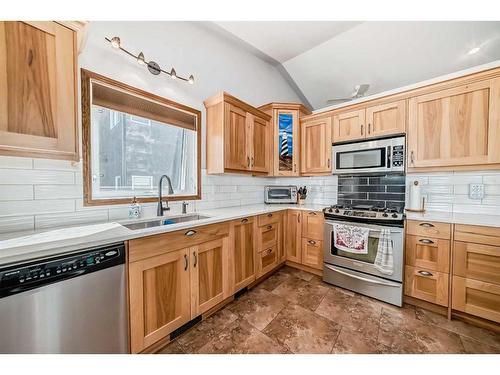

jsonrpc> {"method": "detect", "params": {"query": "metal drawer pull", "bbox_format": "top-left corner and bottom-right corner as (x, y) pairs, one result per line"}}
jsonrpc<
(193, 251), (197, 267)
(309, 211), (316, 215)
(241, 218), (248, 223)
(247, 157), (250, 167)
(418, 270), (433, 277)
(419, 239), (434, 244)
(410, 151), (415, 165)
(184, 254), (188, 271)
(267, 225), (273, 230)
(308, 240), (316, 245)
(267, 213), (273, 217)
(267, 248), (273, 254)
(419, 222), (435, 228)
(185, 230), (197, 237)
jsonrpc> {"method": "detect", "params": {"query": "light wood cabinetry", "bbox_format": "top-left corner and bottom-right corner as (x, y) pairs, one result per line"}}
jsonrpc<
(408, 79), (500, 170)
(301, 238), (323, 270)
(0, 21), (79, 160)
(332, 109), (365, 142)
(405, 235), (450, 273)
(205, 92), (271, 175)
(300, 117), (332, 175)
(258, 103), (311, 176)
(255, 212), (283, 278)
(452, 276), (500, 323)
(285, 210), (302, 263)
(128, 247), (191, 353)
(406, 220), (451, 240)
(302, 211), (324, 240)
(404, 265), (449, 307)
(365, 100), (406, 138)
(230, 217), (256, 292)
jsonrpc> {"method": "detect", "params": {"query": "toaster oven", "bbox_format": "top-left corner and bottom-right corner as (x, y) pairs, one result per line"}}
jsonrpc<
(264, 186), (298, 204)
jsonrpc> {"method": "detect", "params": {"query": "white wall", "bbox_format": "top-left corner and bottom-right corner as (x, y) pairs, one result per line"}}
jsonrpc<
(0, 21), (306, 235)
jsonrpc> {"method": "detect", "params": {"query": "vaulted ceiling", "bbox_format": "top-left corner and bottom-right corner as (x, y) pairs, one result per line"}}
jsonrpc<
(212, 21), (500, 110)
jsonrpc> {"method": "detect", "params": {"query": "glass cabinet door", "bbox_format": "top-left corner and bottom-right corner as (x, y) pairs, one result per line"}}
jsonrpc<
(276, 110), (299, 175)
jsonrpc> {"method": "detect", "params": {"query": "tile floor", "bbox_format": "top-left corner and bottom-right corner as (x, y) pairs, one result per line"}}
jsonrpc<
(158, 266), (500, 354)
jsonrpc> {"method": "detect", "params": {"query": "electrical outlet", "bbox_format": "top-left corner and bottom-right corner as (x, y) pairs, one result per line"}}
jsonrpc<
(469, 183), (485, 200)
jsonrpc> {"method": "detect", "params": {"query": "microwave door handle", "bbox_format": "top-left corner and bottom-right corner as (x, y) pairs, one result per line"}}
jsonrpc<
(325, 264), (400, 287)
(387, 145), (391, 169)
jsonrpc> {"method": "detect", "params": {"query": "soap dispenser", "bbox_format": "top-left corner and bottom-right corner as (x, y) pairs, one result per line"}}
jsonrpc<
(128, 196), (141, 219)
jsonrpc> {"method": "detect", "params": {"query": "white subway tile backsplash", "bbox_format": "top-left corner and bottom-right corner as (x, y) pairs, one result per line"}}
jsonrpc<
(0, 216), (35, 234)
(33, 159), (82, 171)
(0, 199), (75, 217)
(0, 169), (75, 185)
(483, 174), (500, 184)
(35, 210), (109, 229)
(34, 185), (83, 200)
(0, 185), (34, 201)
(0, 156), (33, 169)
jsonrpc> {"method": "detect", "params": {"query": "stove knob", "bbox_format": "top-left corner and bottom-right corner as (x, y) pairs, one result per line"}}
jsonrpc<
(382, 213), (388, 217)
(328, 208), (333, 213)
(334, 209), (340, 213)
(392, 213), (398, 218)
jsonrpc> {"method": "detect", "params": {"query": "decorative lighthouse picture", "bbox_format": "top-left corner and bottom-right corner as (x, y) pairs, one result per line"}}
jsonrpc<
(278, 113), (293, 171)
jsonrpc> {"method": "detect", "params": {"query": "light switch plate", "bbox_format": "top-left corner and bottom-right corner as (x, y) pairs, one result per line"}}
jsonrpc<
(469, 183), (485, 200)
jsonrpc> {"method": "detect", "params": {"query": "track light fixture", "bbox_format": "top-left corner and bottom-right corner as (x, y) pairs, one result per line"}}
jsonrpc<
(105, 36), (195, 84)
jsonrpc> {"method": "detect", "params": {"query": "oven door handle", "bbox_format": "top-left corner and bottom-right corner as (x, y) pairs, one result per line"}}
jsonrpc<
(325, 264), (400, 287)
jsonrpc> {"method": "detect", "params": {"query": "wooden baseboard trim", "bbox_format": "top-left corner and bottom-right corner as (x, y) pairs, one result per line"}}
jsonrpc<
(452, 311), (500, 334)
(285, 260), (323, 276)
(403, 295), (448, 316)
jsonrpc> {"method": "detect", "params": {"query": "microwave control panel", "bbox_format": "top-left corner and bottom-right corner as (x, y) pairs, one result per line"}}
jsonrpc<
(392, 145), (404, 167)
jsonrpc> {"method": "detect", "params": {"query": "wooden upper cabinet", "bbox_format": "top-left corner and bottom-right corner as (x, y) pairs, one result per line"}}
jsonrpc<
(365, 100), (405, 138)
(408, 79), (500, 169)
(332, 109), (365, 143)
(205, 92), (271, 175)
(0, 21), (78, 160)
(231, 217), (256, 292)
(300, 116), (332, 174)
(258, 103), (311, 176)
(128, 247), (191, 353)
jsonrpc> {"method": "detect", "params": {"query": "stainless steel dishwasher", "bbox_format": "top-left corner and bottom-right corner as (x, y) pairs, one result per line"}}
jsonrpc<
(0, 243), (128, 353)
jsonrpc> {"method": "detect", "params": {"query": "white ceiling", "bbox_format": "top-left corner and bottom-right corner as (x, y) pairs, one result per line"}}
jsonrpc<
(215, 21), (361, 63)
(213, 21), (500, 110)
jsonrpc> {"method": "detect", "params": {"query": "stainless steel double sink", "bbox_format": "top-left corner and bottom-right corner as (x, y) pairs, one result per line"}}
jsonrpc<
(123, 214), (210, 230)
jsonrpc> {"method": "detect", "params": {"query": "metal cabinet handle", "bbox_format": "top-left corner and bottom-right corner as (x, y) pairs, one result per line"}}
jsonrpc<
(184, 254), (188, 271)
(309, 211), (316, 215)
(418, 270), (433, 277)
(361, 124), (364, 135)
(267, 248), (273, 255)
(193, 251), (197, 267)
(419, 239), (434, 244)
(327, 158), (331, 168)
(251, 157), (254, 166)
(410, 151), (415, 165)
(308, 240), (316, 245)
(368, 123), (371, 134)
(267, 225), (273, 230)
(294, 163), (297, 172)
(419, 222), (435, 228)
(241, 218), (248, 223)
(185, 230), (197, 237)
(267, 213), (273, 217)
(247, 157), (250, 167)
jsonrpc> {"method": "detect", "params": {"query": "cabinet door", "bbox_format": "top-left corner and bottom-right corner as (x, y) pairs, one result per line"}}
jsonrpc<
(0, 21), (78, 160)
(405, 235), (450, 273)
(301, 211), (324, 240)
(332, 109), (365, 142)
(285, 210), (302, 263)
(300, 117), (332, 174)
(128, 248), (191, 353)
(404, 265), (449, 307)
(275, 109), (300, 176)
(256, 245), (278, 278)
(452, 276), (500, 323)
(301, 238), (323, 270)
(453, 241), (500, 284)
(258, 222), (280, 251)
(232, 217), (256, 292)
(408, 79), (500, 168)
(224, 103), (250, 171)
(365, 100), (405, 138)
(190, 237), (229, 317)
(249, 113), (270, 173)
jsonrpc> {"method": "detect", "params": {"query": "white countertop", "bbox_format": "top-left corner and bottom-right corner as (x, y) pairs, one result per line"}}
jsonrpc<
(405, 211), (500, 228)
(0, 204), (327, 266)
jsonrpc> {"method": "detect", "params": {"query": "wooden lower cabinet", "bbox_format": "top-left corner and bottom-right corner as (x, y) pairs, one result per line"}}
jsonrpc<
(301, 238), (323, 270)
(231, 217), (256, 292)
(404, 265), (449, 307)
(128, 248), (191, 353)
(190, 238), (230, 318)
(302, 211), (324, 240)
(453, 241), (500, 285)
(257, 245), (278, 278)
(452, 276), (500, 323)
(405, 235), (450, 273)
(285, 210), (302, 263)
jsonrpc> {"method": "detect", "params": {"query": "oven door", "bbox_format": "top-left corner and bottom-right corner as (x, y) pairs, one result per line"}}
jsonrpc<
(324, 219), (403, 282)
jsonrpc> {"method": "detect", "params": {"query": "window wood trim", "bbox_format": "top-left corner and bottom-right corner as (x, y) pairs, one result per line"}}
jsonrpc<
(81, 69), (202, 206)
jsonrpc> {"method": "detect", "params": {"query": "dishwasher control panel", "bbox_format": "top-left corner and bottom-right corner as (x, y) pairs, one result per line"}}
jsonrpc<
(0, 243), (125, 297)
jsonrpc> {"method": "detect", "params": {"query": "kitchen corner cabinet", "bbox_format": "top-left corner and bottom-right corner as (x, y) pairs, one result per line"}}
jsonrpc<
(258, 103), (311, 176)
(0, 21), (79, 160)
(204, 92), (271, 175)
(231, 217), (256, 292)
(300, 116), (332, 175)
(408, 78), (500, 170)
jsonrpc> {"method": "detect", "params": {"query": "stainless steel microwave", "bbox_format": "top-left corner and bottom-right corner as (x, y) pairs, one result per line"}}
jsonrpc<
(264, 185), (298, 204)
(332, 136), (405, 175)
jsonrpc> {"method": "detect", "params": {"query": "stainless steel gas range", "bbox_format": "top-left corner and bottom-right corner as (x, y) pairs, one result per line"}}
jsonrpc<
(322, 204), (404, 306)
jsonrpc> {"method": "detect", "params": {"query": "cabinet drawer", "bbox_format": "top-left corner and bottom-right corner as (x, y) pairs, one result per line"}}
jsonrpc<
(128, 222), (230, 262)
(454, 224), (500, 246)
(405, 235), (450, 272)
(257, 212), (281, 227)
(407, 220), (451, 240)
(404, 266), (449, 307)
(452, 276), (500, 323)
(301, 211), (324, 240)
(301, 238), (323, 270)
(257, 245), (278, 277)
(453, 241), (500, 284)
(258, 222), (280, 250)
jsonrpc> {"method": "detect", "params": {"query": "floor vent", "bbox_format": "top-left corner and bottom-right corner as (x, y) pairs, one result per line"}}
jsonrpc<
(234, 287), (248, 299)
(170, 315), (202, 340)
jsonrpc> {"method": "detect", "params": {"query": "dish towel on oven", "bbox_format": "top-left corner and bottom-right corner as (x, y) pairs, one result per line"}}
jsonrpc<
(374, 228), (394, 275)
(333, 223), (370, 254)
